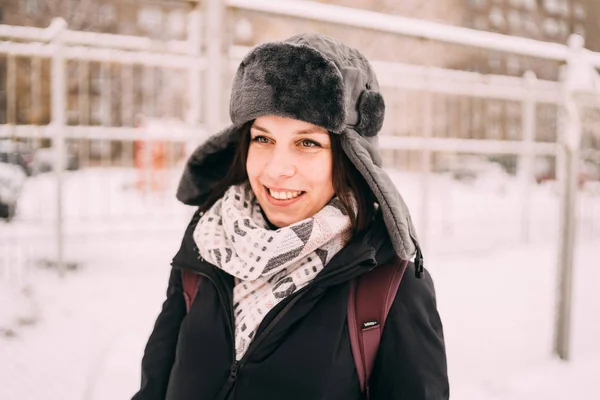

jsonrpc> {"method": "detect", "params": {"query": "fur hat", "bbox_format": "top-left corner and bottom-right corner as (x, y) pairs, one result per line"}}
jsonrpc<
(177, 33), (420, 263)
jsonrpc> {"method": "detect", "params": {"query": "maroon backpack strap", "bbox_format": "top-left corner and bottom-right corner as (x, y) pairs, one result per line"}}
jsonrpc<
(181, 270), (202, 312)
(348, 256), (409, 399)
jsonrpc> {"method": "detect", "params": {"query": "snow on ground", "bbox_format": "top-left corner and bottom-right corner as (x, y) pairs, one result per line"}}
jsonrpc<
(1, 167), (599, 399)
(432, 241), (600, 400)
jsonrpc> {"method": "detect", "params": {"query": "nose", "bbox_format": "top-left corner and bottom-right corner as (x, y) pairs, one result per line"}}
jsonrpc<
(265, 146), (296, 179)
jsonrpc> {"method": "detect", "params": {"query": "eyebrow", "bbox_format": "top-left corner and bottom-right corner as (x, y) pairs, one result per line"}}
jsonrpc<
(251, 124), (327, 135)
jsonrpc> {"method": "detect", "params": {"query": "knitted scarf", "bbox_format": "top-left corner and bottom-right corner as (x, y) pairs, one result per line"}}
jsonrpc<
(194, 183), (352, 360)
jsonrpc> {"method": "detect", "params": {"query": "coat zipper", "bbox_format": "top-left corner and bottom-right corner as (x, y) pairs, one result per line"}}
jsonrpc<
(173, 261), (240, 400)
(230, 248), (375, 369)
(173, 249), (376, 399)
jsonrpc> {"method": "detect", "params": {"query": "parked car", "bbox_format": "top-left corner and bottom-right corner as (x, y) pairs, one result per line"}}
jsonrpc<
(32, 146), (80, 174)
(0, 162), (26, 221)
(535, 157), (599, 188)
(0, 139), (35, 176)
(444, 155), (509, 183)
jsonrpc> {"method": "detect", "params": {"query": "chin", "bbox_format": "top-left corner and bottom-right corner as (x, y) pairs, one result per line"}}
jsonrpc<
(263, 213), (301, 228)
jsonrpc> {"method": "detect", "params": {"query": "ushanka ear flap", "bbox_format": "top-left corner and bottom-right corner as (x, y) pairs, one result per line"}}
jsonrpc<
(355, 89), (385, 138)
(176, 124), (242, 206)
(340, 128), (418, 260)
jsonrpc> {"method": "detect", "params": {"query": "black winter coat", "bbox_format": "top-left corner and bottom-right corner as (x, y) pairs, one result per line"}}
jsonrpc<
(132, 210), (449, 400)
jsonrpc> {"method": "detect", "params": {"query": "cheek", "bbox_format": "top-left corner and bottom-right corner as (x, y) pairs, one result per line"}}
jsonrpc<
(307, 156), (334, 192)
(245, 148), (262, 179)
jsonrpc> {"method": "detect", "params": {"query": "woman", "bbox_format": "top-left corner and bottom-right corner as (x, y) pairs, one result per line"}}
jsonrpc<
(132, 33), (448, 400)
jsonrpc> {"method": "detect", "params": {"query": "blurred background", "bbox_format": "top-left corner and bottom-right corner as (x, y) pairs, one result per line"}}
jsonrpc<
(1, 0), (599, 399)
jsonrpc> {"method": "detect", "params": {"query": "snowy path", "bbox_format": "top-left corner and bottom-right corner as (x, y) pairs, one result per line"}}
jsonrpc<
(0, 234), (179, 400)
(433, 241), (600, 399)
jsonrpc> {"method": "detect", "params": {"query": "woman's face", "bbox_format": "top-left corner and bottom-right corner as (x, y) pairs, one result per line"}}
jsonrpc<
(246, 115), (335, 228)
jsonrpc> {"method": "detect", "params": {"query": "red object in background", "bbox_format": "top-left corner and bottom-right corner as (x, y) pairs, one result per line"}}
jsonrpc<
(134, 139), (166, 192)
(133, 114), (167, 192)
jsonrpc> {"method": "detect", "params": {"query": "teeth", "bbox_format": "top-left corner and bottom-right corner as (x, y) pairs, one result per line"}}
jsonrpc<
(268, 189), (302, 200)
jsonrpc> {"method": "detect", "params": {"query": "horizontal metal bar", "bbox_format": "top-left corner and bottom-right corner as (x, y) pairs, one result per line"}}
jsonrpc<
(372, 62), (562, 103)
(0, 41), (53, 57)
(62, 126), (205, 141)
(372, 61), (560, 90)
(378, 135), (560, 156)
(64, 46), (203, 68)
(0, 24), (49, 41)
(0, 124), (42, 138)
(0, 124), (209, 142)
(0, 42), (202, 68)
(0, 22), (189, 55)
(64, 31), (189, 54)
(226, 0), (571, 62)
(379, 78), (561, 103)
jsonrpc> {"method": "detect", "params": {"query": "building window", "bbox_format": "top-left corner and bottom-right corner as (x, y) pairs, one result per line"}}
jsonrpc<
(509, 0), (522, 8)
(489, 7), (505, 28)
(167, 10), (186, 37)
(574, 23), (585, 38)
(507, 56), (520, 75)
(507, 10), (523, 30)
(557, 20), (569, 38)
(543, 18), (559, 36)
(90, 97), (101, 125)
(138, 6), (163, 32)
(523, 14), (538, 35)
(543, 0), (560, 14)
(25, 0), (43, 16)
(474, 16), (488, 30)
(98, 4), (117, 27)
(508, 103), (521, 119)
(544, 0), (570, 16)
(488, 123), (501, 139)
(468, 0), (488, 8)
(234, 17), (254, 43)
(558, 0), (570, 16)
(488, 53), (502, 72)
(574, 4), (586, 19)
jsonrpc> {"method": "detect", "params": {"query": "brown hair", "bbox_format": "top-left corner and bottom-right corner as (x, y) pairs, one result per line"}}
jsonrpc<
(199, 123), (376, 235)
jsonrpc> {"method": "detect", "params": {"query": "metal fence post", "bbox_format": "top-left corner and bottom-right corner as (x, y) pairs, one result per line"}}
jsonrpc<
(187, 3), (203, 137)
(203, 0), (225, 135)
(519, 71), (537, 244)
(420, 71), (433, 251)
(554, 34), (586, 361)
(49, 18), (68, 277)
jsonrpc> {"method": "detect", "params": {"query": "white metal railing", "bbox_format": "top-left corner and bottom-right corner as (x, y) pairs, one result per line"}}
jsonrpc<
(0, 124), (205, 142)
(1, 0), (599, 362)
(226, 0), (572, 62)
(0, 40), (201, 67)
(0, 19), (189, 53)
(0, 7), (206, 282)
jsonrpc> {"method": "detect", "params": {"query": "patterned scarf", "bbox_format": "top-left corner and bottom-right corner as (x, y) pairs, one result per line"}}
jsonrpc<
(194, 183), (352, 360)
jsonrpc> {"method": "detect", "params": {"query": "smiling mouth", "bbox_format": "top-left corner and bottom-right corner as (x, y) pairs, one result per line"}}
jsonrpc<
(265, 186), (305, 200)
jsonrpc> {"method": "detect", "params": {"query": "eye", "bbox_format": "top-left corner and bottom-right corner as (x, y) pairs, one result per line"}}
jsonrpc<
(251, 135), (270, 144)
(299, 139), (321, 148)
